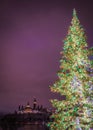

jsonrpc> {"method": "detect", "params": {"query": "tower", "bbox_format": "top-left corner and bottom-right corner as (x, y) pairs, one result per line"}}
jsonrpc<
(33, 98), (37, 110)
(23, 102), (32, 114)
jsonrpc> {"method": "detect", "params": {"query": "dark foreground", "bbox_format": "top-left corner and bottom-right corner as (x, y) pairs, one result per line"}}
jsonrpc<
(0, 113), (51, 130)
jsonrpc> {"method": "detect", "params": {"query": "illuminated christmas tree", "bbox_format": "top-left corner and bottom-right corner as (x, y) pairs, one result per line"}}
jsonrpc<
(49, 9), (93, 130)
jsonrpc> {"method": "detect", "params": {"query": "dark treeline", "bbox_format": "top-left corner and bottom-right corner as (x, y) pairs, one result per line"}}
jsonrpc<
(0, 113), (51, 130)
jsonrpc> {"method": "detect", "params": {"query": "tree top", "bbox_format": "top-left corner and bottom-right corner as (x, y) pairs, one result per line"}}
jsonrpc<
(73, 8), (77, 17)
(71, 8), (80, 26)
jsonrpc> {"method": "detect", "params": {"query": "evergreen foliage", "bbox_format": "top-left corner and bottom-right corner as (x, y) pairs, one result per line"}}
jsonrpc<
(49, 9), (93, 130)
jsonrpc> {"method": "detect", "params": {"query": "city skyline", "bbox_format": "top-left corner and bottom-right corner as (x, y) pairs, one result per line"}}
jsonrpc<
(0, 0), (93, 113)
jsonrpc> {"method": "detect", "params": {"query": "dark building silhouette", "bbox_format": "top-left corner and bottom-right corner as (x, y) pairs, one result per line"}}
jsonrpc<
(17, 98), (50, 114)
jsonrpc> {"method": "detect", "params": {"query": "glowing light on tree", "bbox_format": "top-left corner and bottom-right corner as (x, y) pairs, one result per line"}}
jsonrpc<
(48, 9), (93, 130)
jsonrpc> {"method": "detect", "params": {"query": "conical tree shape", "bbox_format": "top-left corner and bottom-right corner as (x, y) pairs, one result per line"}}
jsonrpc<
(49, 9), (93, 130)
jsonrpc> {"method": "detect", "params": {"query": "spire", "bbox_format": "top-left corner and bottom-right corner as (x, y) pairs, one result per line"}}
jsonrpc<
(33, 97), (37, 104)
(27, 102), (30, 105)
(33, 97), (37, 110)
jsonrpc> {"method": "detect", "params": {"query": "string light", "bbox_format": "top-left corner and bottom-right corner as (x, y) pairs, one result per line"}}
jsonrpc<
(48, 9), (93, 130)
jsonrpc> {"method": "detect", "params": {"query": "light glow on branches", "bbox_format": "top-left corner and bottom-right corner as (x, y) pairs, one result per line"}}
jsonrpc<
(48, 9), (93, 130)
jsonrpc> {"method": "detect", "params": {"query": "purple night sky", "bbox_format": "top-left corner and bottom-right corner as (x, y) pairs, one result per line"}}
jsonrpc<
(0, 0), (93, 113)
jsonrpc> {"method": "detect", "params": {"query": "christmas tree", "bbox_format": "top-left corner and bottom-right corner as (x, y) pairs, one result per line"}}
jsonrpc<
(49, 9), (93, 130)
